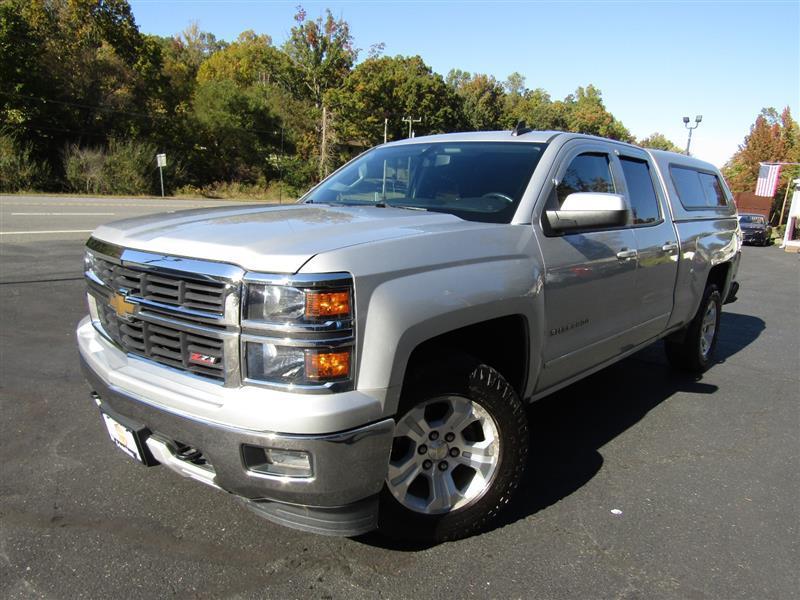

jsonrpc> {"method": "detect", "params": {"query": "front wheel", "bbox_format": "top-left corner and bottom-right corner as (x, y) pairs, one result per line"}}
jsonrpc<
(378, 356), (528, 543)
(665, 283), (722, 373)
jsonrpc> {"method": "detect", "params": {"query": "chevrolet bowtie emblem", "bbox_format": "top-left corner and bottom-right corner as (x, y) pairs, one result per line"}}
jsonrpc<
(109, 292), (136, 320)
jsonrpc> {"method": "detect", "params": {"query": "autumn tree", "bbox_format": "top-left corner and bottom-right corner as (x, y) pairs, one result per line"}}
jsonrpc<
(562, 85), (632, 141)
(638, 132), (682, 153)
(283, 7), (357, 107)
(447, 71), (506, 131)
(326, 55), (460, 150)
(723, 107), (800, 220)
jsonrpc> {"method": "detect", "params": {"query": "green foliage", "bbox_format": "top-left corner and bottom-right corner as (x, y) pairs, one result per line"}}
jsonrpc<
(198, 31), (286, 88)
(283, 6), (357, 107)
(563, 85), (633, 141)
(1, 0), (678, 196)
(448, 71), (506, 131)
(0, 132), (50, 191)
(638, 132), (682, 153)
(327, 55), (459, 148)
(62, 139), (156, 194)
(63, 145), (105, 194)
(191, 80), (280, 183)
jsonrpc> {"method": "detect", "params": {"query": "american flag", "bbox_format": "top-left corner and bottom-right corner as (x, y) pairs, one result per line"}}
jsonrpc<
(755, 163), (782, 197)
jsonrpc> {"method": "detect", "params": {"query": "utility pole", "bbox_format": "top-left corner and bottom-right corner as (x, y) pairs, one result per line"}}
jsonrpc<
(384, 117), (388, 144)
(683, 115), (702, 155)
(320, 106), (328, 179)
(402, 116), (421, 139)
(278, 127), (284, 204)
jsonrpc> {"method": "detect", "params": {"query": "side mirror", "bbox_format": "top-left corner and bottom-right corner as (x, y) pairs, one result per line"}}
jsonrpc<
(546, 193), (629, 233)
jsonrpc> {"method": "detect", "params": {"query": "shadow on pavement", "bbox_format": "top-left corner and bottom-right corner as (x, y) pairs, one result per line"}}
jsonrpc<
(361, 312), (765, 551)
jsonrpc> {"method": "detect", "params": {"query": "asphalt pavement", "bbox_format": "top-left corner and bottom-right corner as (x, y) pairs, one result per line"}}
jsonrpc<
(1, 195), (798, 599)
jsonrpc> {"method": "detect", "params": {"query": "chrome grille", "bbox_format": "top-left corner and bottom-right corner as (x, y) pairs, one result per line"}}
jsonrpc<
(94, 257), (227, 315)
(85, 239), (243, 385)
(97, 303), (225, 380)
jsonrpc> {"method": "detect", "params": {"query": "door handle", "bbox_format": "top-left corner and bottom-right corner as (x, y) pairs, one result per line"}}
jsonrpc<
(661, 242), (679, 253)
(616, 248), (638, 260)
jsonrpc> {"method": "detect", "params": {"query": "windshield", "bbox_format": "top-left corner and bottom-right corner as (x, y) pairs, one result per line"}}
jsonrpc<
(305, 142), (547, 223)
(739, 215), (765, 224)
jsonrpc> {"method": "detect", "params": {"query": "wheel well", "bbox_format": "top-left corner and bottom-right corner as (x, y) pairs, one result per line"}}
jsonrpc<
(403, 315), (529, 397)
(707, 262), (730, 292)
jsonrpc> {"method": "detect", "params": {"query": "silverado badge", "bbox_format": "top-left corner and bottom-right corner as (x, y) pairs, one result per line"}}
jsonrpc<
(109, 292), (136, 320)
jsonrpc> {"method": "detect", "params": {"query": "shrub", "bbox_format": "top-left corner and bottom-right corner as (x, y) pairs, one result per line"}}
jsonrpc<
(63, 145), (105, 194)
(102, 138), (157, 195)
(0, 132), (50, 192)
(62, 139), (158, 195)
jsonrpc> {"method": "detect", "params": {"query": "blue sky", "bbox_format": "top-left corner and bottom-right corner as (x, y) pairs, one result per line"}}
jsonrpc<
(129, 0), (800, 166)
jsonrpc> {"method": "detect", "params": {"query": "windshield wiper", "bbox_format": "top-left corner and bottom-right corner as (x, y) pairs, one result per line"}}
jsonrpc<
(386, 203), (428, 212)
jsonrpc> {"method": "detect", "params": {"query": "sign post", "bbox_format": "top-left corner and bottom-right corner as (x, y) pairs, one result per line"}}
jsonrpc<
(156, 153), (167, 197)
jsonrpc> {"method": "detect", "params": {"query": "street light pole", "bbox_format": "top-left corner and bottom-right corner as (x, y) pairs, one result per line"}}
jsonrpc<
(683, 115), (702, 155)
(402, 116), (421, 139)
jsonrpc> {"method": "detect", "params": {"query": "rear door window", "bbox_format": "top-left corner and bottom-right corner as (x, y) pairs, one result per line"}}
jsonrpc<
(620, 157), (661, 225)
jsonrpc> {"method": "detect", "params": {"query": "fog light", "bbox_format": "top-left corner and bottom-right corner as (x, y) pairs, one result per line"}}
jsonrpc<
(242, 444), (313, 478)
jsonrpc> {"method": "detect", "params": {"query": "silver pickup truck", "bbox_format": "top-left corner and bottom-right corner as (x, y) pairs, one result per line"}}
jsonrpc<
(78, 130), (741, 542)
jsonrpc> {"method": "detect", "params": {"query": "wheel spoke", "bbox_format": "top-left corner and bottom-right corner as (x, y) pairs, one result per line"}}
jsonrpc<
(457, 441), (498, 478)
(426, 471), (461, 513)
(387, 460), (422, 498)
(395, 405), (431, 442)
(445, 399), (476, 433)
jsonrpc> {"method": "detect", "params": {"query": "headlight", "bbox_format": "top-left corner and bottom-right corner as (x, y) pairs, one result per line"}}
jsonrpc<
(245, 284), (352, 323)
(244, 342), (351, 385)
(242, 275), (354, 389)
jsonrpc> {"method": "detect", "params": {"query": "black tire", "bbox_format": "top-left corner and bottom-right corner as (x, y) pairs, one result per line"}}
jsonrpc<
(665, 283), (722, 373)
(378, 354), (528, 543)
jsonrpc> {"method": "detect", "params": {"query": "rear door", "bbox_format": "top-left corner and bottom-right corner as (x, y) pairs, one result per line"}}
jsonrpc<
(534, 141), (640, 391)
(616, 151), (680, 342)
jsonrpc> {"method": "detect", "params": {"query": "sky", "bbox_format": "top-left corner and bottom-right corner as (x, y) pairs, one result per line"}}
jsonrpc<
(129, 0), (800, 167)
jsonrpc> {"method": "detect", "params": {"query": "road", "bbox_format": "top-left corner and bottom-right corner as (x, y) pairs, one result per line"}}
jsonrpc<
(0, 194), (252, 243)
(1, 195), (798, 599)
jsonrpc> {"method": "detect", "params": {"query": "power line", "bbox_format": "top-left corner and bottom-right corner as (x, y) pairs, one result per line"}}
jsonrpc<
(0, 90), (284, 137)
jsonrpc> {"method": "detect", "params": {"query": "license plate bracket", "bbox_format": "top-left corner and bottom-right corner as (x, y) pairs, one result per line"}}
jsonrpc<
(100, 410), (158, 466)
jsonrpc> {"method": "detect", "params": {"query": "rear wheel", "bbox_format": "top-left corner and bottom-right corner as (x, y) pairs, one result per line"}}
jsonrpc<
(378, 355), (528, 543)
(665, 283), (722, 373)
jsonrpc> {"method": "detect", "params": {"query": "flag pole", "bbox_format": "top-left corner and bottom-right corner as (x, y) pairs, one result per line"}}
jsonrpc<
(778, 166), (798, 226)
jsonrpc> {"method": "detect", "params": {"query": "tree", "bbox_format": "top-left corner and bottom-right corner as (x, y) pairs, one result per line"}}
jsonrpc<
(563, 85), (632, 141)
(638, 132), (682, 153)
(326, 55), (460, 149)
(0, 0), (166, 176)
(448, 71), (506, 131)
(197, 31), (288, 88)
(191, 80), (280, 183)
(723, 107), (800, 220)
(283, 7), (357, 108)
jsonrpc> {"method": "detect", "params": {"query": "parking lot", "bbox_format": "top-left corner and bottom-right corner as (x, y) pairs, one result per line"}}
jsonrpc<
(1, 195), (798, 599)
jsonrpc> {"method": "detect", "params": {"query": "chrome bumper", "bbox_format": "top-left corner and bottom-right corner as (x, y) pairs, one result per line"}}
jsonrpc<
(82, 356), (394, 535)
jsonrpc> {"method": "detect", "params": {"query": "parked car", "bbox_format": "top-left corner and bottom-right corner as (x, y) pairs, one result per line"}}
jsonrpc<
(738, 213), (771, 246)
(77, 129), (741, 542)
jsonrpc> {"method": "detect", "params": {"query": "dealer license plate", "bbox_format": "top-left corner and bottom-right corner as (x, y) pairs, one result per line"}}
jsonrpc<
(102, 413), (144, 463)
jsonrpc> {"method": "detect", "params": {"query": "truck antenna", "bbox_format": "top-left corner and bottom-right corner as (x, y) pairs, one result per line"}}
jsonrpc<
(512, 120), (532, 136)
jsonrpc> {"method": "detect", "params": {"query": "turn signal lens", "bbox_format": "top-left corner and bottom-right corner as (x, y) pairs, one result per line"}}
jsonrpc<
(305, 350), (351, 380)
(305, 290), (351, 319)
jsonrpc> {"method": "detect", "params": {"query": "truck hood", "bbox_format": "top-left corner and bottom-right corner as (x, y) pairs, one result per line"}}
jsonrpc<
(92, 203), (470, 273)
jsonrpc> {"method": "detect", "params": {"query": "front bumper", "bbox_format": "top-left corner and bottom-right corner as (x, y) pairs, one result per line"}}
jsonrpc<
(79, 320), (395, 536)
(742, 230), (766, 244)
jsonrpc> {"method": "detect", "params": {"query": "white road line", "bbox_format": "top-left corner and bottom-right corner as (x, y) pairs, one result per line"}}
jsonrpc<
(11, 212), (115, 216)
(0, 229), (94, 235)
